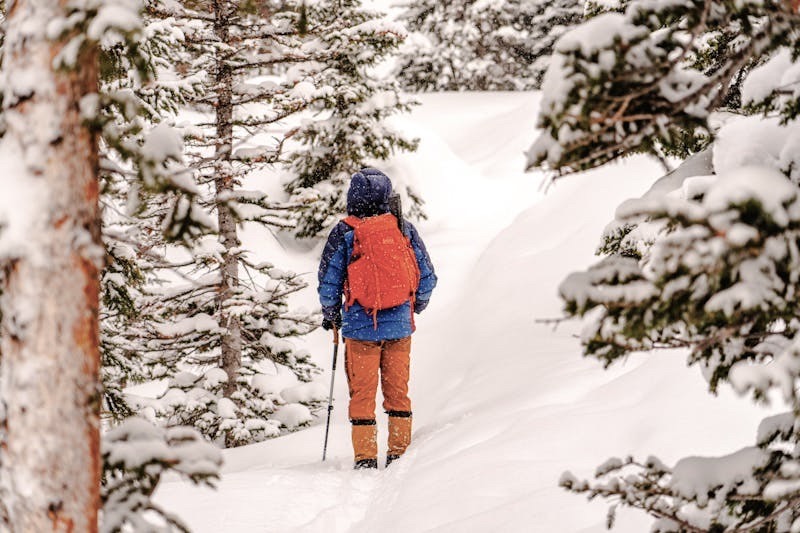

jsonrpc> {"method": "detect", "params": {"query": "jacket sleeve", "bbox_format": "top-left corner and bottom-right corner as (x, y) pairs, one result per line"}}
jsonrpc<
(406, 222), (437, 303)
(318, 223), (350, 309)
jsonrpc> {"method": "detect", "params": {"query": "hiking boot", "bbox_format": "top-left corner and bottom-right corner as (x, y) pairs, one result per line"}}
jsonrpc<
(385, 454), (402, 467)
(354, 458), (378, 470)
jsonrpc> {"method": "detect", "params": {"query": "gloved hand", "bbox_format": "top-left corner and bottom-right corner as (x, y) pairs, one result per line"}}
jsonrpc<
(414, 299), (429, 314)
(322, 306), (342, 330)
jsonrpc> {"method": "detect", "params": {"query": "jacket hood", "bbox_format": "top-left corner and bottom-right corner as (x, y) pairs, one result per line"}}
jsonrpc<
(347, 168), (392, 218)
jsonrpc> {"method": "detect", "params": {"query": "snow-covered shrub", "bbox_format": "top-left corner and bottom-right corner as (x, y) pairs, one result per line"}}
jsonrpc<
(101, 417), (221, 532)
(155, 365), (323, 447)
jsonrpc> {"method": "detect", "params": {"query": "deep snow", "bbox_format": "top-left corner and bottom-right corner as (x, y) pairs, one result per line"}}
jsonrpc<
(154, 92), (774, 533)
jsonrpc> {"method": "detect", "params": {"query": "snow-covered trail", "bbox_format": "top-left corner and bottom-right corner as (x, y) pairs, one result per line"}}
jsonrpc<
(155, 93), (774, 532)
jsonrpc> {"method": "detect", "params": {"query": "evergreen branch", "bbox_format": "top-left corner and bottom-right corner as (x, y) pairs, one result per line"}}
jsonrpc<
(228, 54), (309, 72)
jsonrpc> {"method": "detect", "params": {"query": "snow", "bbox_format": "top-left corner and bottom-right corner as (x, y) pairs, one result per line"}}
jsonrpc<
(0, 136), (48, 262)
(272, 404), (313, 429)
(204, 368), (229, 388)
(216, 398), (238, 419)
(104, 417), (220, 473)
(703, 166), (797, 226)
(757, 411), (794, 445)
(670, 448), (767, 505)
(560, 257), (656, 310)
(345, 19), (407, 39)
(713, 115), (800, 182)
(556, 13), (645, 57)
(289, 81), (316, 100)
(86, 0), (141, 41)
(281, 382), (329, 404)
(252, 372), (295, 397)
(154, 92), (772, 532)
(154, 313), (222, 337)
(742, 49), (800, 106)
(142, 122), (185, 166)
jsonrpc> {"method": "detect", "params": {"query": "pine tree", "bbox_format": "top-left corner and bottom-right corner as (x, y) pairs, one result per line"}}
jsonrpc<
(282, 0), (420, 238)
(129, 0), (327, 447)
(529, 1), (800, 530)
(396, 0), (584, 92)
(0, 0), (155, 526)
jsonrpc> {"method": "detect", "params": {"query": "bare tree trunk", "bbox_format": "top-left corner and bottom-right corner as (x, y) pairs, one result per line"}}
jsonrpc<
(213, 0), (242, 404)
(0, 0), (101, 529)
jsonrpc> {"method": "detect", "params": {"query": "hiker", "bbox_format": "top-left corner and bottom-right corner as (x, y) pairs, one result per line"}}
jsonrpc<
(318, 168), (437, 470)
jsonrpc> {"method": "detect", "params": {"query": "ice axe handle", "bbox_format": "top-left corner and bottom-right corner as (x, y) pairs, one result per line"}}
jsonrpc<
(389, 193), (404, 234)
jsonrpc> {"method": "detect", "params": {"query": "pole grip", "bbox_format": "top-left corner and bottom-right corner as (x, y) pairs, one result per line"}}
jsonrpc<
(333, 326), (339, 345)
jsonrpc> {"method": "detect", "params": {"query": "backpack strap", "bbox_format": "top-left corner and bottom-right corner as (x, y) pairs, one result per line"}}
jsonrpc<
(342, 215), (362, 228)
(341, 216), (361, 313)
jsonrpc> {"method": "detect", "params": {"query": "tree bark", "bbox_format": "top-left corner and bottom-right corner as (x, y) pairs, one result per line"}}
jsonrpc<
(213, 0), (242, 404)
(0, 0), (101, 530)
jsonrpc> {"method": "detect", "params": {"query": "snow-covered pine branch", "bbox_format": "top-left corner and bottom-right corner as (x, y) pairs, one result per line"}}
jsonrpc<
(527, 0), (800, 174)
(101, 417), (222, 533)
(560, 446), (800, 533)
(561, 167), (800, 391)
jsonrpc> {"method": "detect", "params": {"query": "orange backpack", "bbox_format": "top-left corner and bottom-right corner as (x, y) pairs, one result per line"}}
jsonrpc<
(343, 213), (420, 327)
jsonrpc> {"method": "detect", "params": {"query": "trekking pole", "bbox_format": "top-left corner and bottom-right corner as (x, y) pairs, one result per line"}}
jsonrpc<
(322, 326), (340, 461)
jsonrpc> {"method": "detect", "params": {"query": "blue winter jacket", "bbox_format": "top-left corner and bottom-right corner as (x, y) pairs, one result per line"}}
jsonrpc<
(318, 169), (437, 342)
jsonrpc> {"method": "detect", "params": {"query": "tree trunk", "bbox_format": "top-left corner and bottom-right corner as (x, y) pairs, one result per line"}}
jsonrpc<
(0, 0), (101, 529)
(213, 0), (242, 404)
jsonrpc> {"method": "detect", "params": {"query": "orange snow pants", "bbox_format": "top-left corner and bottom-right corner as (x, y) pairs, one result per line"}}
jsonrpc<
(345, 336), (413, 461)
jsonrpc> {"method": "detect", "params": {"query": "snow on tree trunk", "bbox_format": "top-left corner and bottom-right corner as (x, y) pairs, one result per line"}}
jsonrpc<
(0, 0), (101, 528)
(213, 0), (242, 402)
